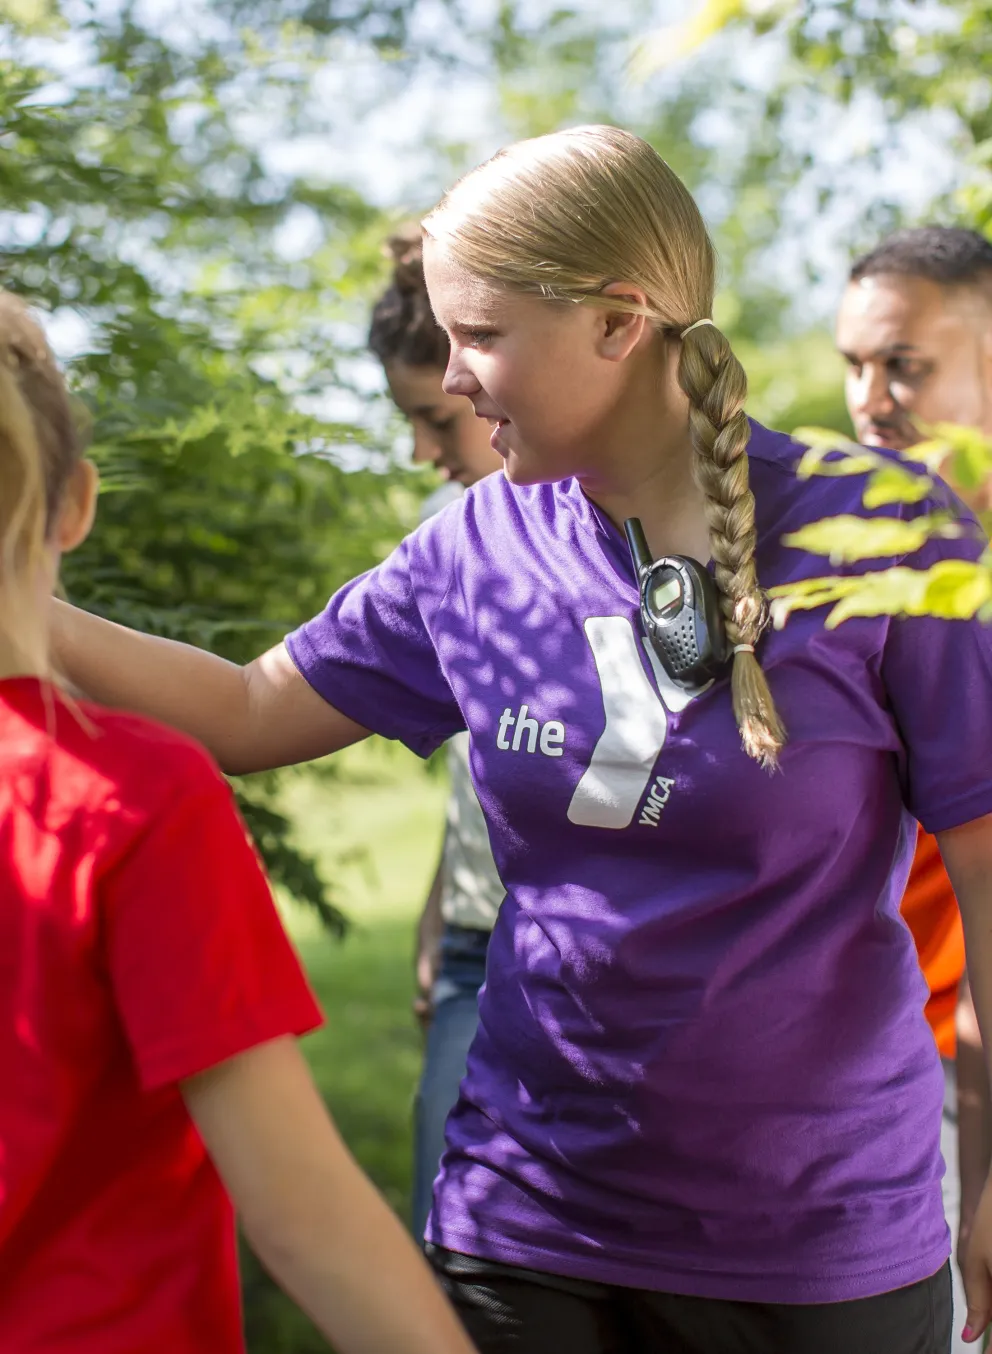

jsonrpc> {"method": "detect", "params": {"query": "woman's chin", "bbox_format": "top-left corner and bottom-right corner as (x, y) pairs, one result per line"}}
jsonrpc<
(502, 455), (568, 489)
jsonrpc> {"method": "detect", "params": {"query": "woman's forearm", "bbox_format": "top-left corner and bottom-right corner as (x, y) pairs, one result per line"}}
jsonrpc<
(53, 600), (250, 756)
(940, 819), (992, 1090)
(51, 600), (368, 773)
(959, 975), (992, 1267)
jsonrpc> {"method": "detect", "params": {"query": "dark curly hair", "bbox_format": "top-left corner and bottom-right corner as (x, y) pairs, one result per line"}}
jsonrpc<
(850, 227), (992, 295)
(368, 223), (450, 368)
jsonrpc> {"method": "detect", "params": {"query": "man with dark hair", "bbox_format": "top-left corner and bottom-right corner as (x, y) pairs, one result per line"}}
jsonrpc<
(837, 225), (992, 1353)
(838, 226), (992, 450)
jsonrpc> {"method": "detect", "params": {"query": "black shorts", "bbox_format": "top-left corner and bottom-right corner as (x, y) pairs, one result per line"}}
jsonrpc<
(426, 1244), (952, 1354)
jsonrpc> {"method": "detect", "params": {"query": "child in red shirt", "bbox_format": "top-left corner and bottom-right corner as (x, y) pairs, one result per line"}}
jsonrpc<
(0, 292), (475, 1354)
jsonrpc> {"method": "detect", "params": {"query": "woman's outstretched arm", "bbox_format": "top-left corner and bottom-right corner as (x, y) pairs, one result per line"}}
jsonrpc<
(52, 600), (368, 774)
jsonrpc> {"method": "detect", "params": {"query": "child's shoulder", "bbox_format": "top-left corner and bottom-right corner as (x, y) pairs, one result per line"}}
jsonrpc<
(68, 696), (225, 814)
(2, 679), (225, 827)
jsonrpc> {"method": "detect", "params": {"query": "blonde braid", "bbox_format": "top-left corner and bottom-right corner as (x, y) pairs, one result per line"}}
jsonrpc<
(677, 322), (786, 769)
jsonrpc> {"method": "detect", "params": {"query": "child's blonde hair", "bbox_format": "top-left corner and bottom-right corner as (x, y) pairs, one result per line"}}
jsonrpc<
(423, 124), (785, 768)
(0, 292), (83, 674)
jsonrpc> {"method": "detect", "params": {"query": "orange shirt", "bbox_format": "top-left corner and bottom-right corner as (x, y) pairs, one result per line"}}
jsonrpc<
(901, 825), (964, 1058)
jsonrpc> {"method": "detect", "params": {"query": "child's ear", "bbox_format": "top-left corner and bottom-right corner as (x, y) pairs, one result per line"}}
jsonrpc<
(54, 459), (99, 553)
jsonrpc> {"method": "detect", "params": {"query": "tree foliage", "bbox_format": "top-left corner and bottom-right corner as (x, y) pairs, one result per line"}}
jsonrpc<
(1, 1), (430, 932)
(768, 425), (992, 629)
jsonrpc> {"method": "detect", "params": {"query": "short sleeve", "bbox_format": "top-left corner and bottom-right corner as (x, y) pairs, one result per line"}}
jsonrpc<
(881, 526), (992, 833)
(102, 762), (323, 1091)
(285, 513), (465, 758)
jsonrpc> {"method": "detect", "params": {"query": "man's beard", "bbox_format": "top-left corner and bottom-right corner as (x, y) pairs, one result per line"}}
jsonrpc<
(856, 398), (920, 450)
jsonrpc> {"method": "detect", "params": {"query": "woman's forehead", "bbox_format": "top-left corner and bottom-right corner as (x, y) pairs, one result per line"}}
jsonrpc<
(422, 241), (507, 325)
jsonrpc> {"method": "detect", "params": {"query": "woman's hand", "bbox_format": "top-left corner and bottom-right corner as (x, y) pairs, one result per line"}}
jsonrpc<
(963, 1178), (992, 1342)
(414, 861), (445, 1031)
(939, 817), (992, 1346)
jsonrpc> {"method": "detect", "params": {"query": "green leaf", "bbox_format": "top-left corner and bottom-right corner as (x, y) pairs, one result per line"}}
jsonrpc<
(902, 425), (992, 489)
(796, 447), (881, 479)
(791, 426), (863, 457)
(862, 465), (933, 508)
(781, 513), (960, 564)
(931, 422), (992, 491)
(770, 560), (992, 630)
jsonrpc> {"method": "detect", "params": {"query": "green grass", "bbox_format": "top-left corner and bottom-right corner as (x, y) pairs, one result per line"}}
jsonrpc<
(243, 741), (448, 1353)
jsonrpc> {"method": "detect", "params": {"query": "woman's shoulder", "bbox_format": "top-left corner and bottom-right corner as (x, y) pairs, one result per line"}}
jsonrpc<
(410, 470), (559, 564)
(747, 418), (974, 550)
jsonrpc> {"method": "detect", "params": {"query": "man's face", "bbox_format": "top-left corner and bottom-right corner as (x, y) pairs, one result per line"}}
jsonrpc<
(836, 272), (992, 451)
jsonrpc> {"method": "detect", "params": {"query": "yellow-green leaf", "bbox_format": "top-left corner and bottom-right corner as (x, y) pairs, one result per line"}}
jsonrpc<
(630, 0), (747, 76)
(904, 423), (992, 489)
(919, 559), (992, 618)
(767, 577), (861, 627)
(862, 465), (933, 508)
(770, 560), (992, 630)
(781, 514), (959, 564)
(796, 447), (880, 479)
(823, 568), (930, 627)
(900, 437), (956, 472)
(791, 426), (863, 457)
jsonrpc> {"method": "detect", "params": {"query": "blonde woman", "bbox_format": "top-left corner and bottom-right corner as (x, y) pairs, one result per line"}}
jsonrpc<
(51, 127), (992, 1352)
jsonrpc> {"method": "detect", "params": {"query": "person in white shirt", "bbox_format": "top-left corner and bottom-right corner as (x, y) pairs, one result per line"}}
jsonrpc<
(368, 227), (505, 1237)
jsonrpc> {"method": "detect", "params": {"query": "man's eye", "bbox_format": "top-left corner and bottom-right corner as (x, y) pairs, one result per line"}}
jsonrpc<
(888, 359), (927, 383)
(429, 416), (456, 432)
(466, 330), (496, 347)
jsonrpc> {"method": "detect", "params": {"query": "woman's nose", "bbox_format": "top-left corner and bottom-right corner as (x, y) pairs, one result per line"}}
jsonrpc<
(411, 425), (440, 465)
(442, 351), (480, 398)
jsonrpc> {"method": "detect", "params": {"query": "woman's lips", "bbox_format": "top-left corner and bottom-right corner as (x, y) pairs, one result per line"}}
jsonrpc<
(490, 418), (509, 454)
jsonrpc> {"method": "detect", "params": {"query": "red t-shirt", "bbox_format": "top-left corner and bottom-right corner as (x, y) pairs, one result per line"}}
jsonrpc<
(0, 677), (322, 1353)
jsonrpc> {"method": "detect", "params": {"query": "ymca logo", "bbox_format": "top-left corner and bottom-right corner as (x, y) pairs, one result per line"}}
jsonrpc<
(638, 775), (675, 828)
(496, 705), (565, 758)
(566, 616), (705, 832)
(492, 617), (704, 832)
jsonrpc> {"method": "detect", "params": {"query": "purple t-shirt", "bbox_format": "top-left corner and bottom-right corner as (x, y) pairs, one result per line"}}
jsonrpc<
(288, 421), (992, 1302)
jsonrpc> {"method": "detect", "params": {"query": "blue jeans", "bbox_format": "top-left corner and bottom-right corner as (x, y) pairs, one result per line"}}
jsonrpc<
(412, 924), (490, 1239)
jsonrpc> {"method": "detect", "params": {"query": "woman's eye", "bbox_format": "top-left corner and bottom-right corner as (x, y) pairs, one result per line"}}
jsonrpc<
(429, 416), (456, 432)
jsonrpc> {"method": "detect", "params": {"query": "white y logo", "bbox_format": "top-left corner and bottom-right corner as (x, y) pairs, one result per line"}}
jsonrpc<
(566, 616), (703, 830)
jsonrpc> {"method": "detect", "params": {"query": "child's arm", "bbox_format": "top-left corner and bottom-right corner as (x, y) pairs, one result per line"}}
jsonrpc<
(181, 1036), (476, 1354)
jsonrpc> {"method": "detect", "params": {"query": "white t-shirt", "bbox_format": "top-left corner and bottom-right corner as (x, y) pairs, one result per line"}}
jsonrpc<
(440, 730), (504, 930)
(421, 482), (504, 932)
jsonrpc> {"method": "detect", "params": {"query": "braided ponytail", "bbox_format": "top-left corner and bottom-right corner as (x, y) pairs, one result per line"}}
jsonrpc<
(677, 323), (785, 768)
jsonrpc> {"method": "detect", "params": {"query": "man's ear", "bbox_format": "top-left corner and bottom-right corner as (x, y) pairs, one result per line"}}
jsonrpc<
(596, 281), (652, 363)
(982, 326), (992, 430)
(54, 459), (99, 554)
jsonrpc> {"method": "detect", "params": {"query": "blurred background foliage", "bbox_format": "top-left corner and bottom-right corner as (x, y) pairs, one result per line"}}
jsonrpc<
(2, 0), (990, 1346)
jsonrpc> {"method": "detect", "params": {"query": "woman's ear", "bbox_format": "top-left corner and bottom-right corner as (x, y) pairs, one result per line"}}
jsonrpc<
(54, 459), (99, 554)
(596, 281), (651, 363)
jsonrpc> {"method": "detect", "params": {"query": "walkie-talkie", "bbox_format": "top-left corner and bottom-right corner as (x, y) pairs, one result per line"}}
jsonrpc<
(624, 518), (729, 691)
